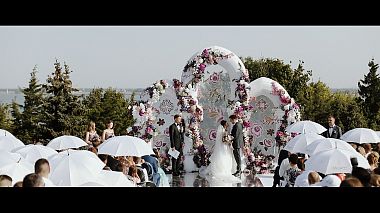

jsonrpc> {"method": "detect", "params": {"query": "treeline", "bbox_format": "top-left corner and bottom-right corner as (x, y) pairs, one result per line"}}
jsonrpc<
(1, 57), (379, 144)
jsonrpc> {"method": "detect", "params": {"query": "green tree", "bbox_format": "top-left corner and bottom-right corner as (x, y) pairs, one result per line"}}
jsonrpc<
(242, 57), (312, 100)
(358, 59), (380, 129)
(41, 60), (86, 142)
(11, 66), (44, 144)
(0, 104), (13, 130)
(83, 88), (135, 136)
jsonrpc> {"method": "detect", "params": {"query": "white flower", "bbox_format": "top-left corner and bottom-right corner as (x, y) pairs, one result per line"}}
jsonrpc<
(235, 101), (241, 107)
(239, 80), (244, 84)
(128, 105), (132, 110)
(198, 58), (204, 63)
(185, 88), (190, 93)
(284, 104), (290, 111)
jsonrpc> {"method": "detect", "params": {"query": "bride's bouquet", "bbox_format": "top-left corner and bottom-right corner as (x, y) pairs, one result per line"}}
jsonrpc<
(222, 133), (234, 145)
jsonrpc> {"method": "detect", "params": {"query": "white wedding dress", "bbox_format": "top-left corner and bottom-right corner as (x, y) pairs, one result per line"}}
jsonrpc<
(200, 125), (241, 186)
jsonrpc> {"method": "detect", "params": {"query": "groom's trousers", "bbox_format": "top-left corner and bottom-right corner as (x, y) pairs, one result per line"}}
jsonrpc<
(233, 148), (241, 172)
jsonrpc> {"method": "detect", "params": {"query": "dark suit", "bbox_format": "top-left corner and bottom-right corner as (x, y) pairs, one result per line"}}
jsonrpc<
(231, 122), (244, 173)
(322, 125), (342, 139)
(169, 123), (184, 176)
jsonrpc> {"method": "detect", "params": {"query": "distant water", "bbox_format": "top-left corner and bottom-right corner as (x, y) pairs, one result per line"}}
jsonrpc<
(0, 89), (143, 105)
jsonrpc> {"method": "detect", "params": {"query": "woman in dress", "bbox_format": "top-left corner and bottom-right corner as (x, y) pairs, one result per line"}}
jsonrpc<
(102, 120), (115, 142)
(202, 120), (241, 185)
(85, 121), (101, 148)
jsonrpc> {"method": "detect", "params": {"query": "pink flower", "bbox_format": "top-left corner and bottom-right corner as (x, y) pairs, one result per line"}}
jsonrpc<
(209, 72), (220, 83)
(199, 63), (206, 72)
(243, 121), (251, 128)
(277, 131), (284, 137)
(202, 49), (209, 57)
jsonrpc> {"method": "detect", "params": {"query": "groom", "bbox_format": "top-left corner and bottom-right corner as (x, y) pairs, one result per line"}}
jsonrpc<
(169, 114), (184, 177)
(229, 115), (244, 176)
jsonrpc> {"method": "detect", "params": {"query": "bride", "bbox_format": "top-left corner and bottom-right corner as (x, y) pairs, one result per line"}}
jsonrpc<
(201, 120), (241, 185)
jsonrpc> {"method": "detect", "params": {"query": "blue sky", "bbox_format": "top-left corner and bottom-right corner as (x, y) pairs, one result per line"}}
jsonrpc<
(1, 26), (380, 89)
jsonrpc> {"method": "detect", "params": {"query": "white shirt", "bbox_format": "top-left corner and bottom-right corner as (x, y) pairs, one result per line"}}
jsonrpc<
(329, 125), (336, 136)
(279, 158), (290, 178)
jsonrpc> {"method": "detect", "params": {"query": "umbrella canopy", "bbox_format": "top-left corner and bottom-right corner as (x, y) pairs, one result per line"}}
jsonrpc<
(284, 133), (325, 154)
(305, 138), (356, 156)
(0, 129), (16, 138)
(13, 144), (58, 164)
(46, 135), (87, 150)
(341, 128), (380, 144)
(0, 159), (34, 185)
(95, 170), (135, 187)
(0, 150), (24, 168)
(98, 136), (154, 157)
(0, 136), (25, 152)
(305, 148), (370, 174)
(49, 150), (105, 186)
(285, 120), (327, 134)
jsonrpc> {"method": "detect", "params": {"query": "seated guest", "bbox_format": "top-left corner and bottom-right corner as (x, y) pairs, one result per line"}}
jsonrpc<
(0, 175), (12, 187)
(34, 158), (55, 186)
(129, 165), (141, 184)
(23, 173), (45, 187)
(367, 153), (379, 172)
(98, 154), (112, 171)
(142, 154), (160, 186)
(308, 171), (321, 186)
(13, 181), (23, 187)
(352, 167), (371, 187)
(370, 174), (380, 187)
(133, 156), (148, 182)
(340, 177), (364, 187)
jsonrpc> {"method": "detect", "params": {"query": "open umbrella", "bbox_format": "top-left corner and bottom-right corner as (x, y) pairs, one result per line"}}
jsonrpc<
(285, 120), (327, 134)
(0, 158), (34, 185)
(46, 135), (87, 150)
(341, 128), (380, 144)
(283, 133), (324, 154)
(0, 136), (25, 152)
(0, 150), (24, 168)
(305, 148), (370, 174)
(95, 170), (135, 187)
(49, 150), (105, 186)
(13, 144), (58, 164)
(305, 138), (356, 156)
(98, 136), (154, 157)
(0, 129), (16, 138)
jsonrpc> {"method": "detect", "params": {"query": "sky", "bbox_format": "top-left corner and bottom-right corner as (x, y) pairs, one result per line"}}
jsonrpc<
(1, 26), (380, 89)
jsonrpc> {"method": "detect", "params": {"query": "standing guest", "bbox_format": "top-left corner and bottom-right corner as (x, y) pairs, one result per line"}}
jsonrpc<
(283, 154), (301, 187)
(23, 173), (45, 187)
(169, 114), (184, 177)
(102, 120), (115, 142)
(85, 121), (101, 148)
(0, 175), (12, 187)
(273, 149), (290, 187)
(34, 158), (55, 186)
(322, 115), (342, 139)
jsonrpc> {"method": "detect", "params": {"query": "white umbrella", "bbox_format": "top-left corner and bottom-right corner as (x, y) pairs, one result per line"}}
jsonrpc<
(305, 148), (370, 174)
(98, 136), (154, 157)
(283, 133), (325, 154)
(0, 159), (34, 185)
(79, 182), (106, 187)
(341, 128), (380, 144)
(0, 150), (24, 168)
(285, 120), (327, 134)
(95, 170), (136, 187)
(46, 135), (87, 150)
(49, 150), (105, 186)
(0, 129), (16, 138)
(305, 138), (356, 156)
(0, 136), (25, 152)
(13, 144), (58, 164)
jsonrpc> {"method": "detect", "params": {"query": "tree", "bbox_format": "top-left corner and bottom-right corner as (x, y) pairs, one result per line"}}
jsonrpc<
(83, 88), (135, 136)
(41, 60), (86, 142)
(358, 59), (380, 129)
(242, 57), (312, 101)
(0, 104), (12, 130)
(11, 66), (44, 144)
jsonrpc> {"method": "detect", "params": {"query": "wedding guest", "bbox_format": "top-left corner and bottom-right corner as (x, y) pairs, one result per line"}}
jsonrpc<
(357, 146), (366, 157)
(322, 115), (342, 139)
(308, 171), (321, 186)
(273, 149), (289, 187)
(98, 154), (112, 171)
(363, 143), (372, 158)
(85, 121), (101, 147)
(23, 173), (45, 187)
(370, 174), (380, 187)
(129, 165), (141, 184)
(13, 181), (23, 187)
(0, 175), (12, 187)
(142, 154), (160, 186)
(133, 156), (148, 182)
(34, 158), (54, 186)
(373, 167), (380, 175)
(88, 146), (98, 155)
(102, 120), (115, 142)
(367, 153), (379, 172)
(283, 154), (301, 187)
(352, 167), (371, 187)
(340, 177), (364, 187)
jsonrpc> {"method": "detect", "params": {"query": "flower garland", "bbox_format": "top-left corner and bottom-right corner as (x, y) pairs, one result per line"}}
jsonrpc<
(143, 80), (169, 103)
(270, 82), (301, 148)
(244, 150), (275, 174)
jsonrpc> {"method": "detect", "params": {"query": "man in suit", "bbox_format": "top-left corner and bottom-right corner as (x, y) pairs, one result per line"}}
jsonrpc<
(322, 115), (343, 139)
(229, 114), (244, 176)
(169, 114), (184, 177)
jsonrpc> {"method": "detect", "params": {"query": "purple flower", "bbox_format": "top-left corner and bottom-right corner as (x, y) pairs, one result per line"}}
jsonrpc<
(199, 63), (206, 72)
(202, 49), (209, 57)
